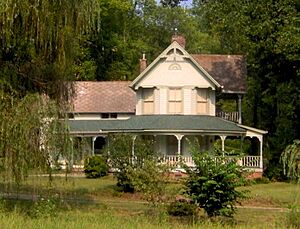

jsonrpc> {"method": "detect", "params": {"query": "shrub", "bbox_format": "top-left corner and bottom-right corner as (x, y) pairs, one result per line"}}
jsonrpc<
(31, 197), (60, 218)
(185, 152), (248, 218)
(84, 155), (108, 178)
(167, 199), (197, 217)
(105, 134), (155, 192)
(128, 160), (170, 205)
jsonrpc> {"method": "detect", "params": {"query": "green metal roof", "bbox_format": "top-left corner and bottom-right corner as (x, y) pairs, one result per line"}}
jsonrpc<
(68, 115), (246, 135)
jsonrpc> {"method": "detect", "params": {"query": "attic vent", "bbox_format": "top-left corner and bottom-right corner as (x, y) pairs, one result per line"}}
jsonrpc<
(176, 49), (184, 55)
(168, 63), (181, 70)
(166, 49), (175, 55)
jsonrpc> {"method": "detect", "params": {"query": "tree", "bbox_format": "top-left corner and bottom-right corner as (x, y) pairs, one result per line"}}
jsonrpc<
(185, 151), (247, 217)
(192, 0), (300, 178)
(0, 0), (100, 186)
(0, 0), (100, 100)
(281, 140), (300, 181)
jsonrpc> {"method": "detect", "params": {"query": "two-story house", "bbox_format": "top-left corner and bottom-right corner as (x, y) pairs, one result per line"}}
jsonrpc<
(68, 35), (267, 176)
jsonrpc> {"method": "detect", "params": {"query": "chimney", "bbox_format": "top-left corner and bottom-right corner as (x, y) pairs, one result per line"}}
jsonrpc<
(139, 53), (147, 73)
(171, 34), (186, 49)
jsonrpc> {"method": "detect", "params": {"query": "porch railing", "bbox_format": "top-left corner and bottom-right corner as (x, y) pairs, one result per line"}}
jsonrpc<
(160, 155), (261, 169)
(216, 111), (239, 123)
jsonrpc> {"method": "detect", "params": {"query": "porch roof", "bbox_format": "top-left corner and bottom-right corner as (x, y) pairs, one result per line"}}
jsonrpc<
(68, 115), (246, 135)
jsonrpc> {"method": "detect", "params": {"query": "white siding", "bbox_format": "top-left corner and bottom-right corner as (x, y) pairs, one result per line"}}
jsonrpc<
(136, 89), (142, 115)
(154, 88), (160, 114)
(183, 88), (192, 114)
(137, 59), (216, 89)
(209, 90), (216, 116)
(159, 87), (168, 114)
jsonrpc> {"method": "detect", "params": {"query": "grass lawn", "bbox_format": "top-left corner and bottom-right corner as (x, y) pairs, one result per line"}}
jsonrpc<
(0, 174), (299, 228)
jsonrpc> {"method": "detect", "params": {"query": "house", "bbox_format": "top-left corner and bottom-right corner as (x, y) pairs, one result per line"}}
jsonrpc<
(68, 35), (267, 176)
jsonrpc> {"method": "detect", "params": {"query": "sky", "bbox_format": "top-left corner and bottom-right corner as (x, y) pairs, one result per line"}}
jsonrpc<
(155, 0), (193, 8)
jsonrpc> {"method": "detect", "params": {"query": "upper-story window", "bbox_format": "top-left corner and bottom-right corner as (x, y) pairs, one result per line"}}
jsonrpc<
(142, 88), (154, 114)
(168, 88), (182, 114)
(197, 89), (208, 114)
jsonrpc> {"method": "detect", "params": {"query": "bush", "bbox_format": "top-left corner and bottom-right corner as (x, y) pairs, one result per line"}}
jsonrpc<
(185, 152), (248, 218)
(167, 199), (197, 217)
(84, 156), (108, 178)
(31, 197), (60, 218)
(105, 134), (156, 192)
(128, 160), (170, 205)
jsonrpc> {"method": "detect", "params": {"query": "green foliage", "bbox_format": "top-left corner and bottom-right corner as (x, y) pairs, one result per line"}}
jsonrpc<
(31, 196), (61, 218)
(84, 156), (109, 178)
(281, 140), (300, 181)
(105, 134), (155, 192)
(193, 0), (300, 177)
(185, 152), (248, 218)
(0, 92), (72, 185)
(128, 160), (170, 205)
(167, 200), (197, 217)
(286, 204), (300, 229)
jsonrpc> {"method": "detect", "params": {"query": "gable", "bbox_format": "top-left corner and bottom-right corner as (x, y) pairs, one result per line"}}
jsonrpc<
(131, 42), (221, 90)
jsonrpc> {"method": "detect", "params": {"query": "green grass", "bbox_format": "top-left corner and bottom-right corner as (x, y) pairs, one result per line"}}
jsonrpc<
(0, 175), (299, 228)
(239, 182), (300, 207)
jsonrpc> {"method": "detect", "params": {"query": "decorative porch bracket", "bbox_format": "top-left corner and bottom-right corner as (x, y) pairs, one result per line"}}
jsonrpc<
(220, 135), (227, 154)
(174, 134), (184, 156)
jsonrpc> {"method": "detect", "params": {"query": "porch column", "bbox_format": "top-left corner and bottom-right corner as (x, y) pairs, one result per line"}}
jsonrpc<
(92, 136), (97, 156)
(238, 94), (242, 124)
(131, 135), (137, 164)
(258, 136), (263, 169)
(175, 134), (184, 155)
(220, 135), (227, 154)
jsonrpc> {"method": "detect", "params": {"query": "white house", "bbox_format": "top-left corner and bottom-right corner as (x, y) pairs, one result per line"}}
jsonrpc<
(68, 35), (267, 176)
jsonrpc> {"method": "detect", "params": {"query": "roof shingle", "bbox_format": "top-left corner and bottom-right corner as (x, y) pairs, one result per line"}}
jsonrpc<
(191, 54), (247, 93)
(72, 81), (135, 113)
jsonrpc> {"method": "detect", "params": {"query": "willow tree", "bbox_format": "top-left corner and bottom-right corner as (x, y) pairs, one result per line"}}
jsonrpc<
(0, 0), (100, 186)
(0, 0), (100, 100)
(281, 140), (300, 181)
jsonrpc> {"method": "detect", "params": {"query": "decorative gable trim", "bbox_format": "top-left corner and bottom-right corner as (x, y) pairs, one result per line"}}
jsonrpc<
(130, 41), (222, 90)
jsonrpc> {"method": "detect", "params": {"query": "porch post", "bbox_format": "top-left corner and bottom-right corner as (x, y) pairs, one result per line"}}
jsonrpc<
(175, 134), (184, 155)
(92, 136), (97, 156)
(238, 94), (242, 124)
(258, 136), (263, 169)
(132, 135), (137, 164)
(220, 135), (227, 155)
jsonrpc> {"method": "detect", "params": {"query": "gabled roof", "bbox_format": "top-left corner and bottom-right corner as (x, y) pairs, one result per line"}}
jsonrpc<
(130, 41), (222, 90)
(71, 81), (135, 113)
(68, 115), (246, 135)
(191, 54), (247, 94)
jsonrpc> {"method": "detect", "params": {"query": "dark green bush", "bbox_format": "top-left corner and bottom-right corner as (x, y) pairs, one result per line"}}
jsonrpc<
(185, 152), (248, 218)
(105, 134), (156, 192)
(84, 156), (108, 178)
(167, 199), (197, 216)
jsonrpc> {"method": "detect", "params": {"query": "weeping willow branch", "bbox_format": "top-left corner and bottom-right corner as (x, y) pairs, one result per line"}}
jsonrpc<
(281, 140), (300, 181)
(0, 91), (72, 186)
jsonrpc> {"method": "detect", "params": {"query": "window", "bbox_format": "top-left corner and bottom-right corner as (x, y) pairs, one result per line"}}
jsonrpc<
(101, 113), (109, 119)
(142, 89), (154, 114)
(168, 88), (182, 114)
(101, 113), (118, 119)
(197, 89), (208, 114)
